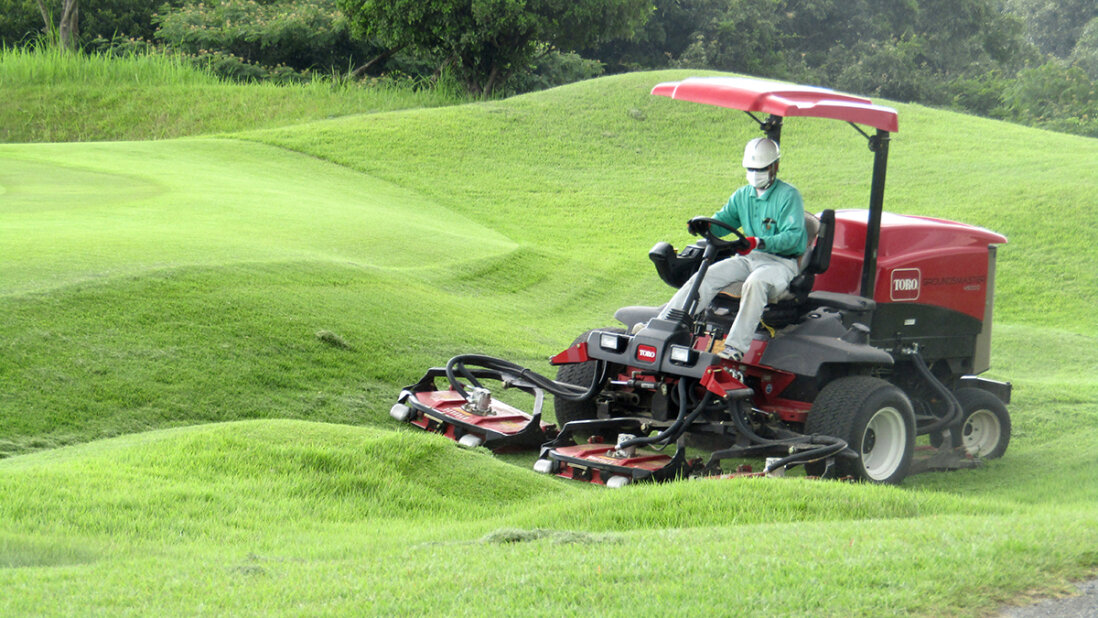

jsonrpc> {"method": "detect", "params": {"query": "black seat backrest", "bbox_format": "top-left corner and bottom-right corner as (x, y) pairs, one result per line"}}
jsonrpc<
(806, 209), (835, 275)
(783, 209), (835, 302)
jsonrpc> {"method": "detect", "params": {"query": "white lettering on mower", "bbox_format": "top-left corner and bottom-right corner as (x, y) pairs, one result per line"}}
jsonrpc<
(636, 345), (658, 363)
(890, 268), (921, 301)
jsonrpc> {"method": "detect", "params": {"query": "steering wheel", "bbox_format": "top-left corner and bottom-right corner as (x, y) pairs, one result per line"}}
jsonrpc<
(688, 216), (749, 252)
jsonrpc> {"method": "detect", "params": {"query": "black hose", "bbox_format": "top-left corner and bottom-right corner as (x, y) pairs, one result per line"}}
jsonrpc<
(444, 354), (606, 402)
(615, 379), (714, 450)
(721, 401), (847, 473)
(762, 436), (848, 474)
(908, 351), (962, 436)
(441, 354), (845, 473)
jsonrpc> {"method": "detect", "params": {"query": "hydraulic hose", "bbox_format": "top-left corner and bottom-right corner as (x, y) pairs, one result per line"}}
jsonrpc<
(719, 401), (848, 473)
(441, 354), (845, 473)
(444, 354), (607, 403)
(908, 351), (962, 436)
(615, 379), (714, 450)
(762, 437), (849, 474)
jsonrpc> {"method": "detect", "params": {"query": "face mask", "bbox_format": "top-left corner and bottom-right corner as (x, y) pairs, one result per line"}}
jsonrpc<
(746, 169), (772, 190)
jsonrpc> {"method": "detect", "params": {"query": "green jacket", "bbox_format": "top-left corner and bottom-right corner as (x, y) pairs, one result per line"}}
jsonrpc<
(712, 179), (807, 257)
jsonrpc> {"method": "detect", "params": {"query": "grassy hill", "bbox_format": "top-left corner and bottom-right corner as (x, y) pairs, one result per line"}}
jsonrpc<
(2, 57), (1097, 615)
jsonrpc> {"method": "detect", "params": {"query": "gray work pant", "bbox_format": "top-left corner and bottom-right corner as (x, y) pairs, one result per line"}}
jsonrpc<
(660, 252), (799, 354)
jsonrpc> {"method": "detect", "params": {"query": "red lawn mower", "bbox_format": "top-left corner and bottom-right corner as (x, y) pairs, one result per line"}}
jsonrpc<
(390, 77), (1012, 486)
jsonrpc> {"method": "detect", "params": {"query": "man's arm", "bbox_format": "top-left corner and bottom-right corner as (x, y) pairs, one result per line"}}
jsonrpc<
(710, 191), (744, 237)
(760, 189), (807, 256)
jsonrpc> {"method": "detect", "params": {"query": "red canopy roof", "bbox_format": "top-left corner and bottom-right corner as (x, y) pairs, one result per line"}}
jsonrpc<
(651, 77), (899, 133)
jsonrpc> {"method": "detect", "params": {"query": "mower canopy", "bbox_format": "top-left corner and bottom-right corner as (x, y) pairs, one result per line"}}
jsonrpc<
(650, 77), (899, 133)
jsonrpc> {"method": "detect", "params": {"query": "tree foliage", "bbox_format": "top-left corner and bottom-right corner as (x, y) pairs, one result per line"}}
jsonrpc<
(1070, 17), (1098, 80)
(153, 0), (378, 81)
(1003, 0), (1098, 59)
(2, 0), (1097, 136)
(336, 0), (651, 97)
(1, 0), (186, 49)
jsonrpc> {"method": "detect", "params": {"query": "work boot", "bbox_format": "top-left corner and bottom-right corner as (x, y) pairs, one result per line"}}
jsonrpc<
(716, 342), (743, 361)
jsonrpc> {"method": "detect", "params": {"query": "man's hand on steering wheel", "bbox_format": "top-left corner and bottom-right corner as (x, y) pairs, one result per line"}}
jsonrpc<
(686, 218), (709, 236)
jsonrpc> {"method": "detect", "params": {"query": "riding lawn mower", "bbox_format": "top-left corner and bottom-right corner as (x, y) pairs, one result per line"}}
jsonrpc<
(389, 77), (1012, 487)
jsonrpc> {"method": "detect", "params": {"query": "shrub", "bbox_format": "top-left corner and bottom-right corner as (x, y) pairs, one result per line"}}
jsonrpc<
(0, 0), (187, 49)
(1004, 60), (1098, 137)
(153, 0), (379, 81)
(501, 47), (604, 96)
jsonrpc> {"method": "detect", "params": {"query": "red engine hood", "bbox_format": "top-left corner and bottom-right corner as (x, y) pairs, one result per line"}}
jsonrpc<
(815, 210), (1007, 321)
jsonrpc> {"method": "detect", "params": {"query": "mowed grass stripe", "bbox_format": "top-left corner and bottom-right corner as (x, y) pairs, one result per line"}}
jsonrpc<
(0, 139), (516, 296)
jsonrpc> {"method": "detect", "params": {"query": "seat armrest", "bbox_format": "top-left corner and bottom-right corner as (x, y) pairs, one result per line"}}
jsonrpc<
(808, 291), (876, 312)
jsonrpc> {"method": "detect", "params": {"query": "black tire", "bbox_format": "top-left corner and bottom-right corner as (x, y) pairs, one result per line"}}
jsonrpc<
(805, 376), (916, 484)
(949, 388), (1011, 459)
(552, 329), (624, 427)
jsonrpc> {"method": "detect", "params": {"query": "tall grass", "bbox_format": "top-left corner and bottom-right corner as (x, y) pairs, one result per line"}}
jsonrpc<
(0, 46), (469, 142)
(0, 45), (220, 86)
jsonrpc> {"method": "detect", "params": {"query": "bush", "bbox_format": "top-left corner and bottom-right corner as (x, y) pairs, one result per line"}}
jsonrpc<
(501, 47), (604, 96)
(949, 72), (1012, 118)
(1004, 60), (1098, 136)
(1070, 17), (1098, 81)
(0, 0), (187, 49)
(153, 0), (380, 81)
(831, 38), (947, 105)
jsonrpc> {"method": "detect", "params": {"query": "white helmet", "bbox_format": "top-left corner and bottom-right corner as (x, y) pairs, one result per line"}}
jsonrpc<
(742, 137), (780, 169)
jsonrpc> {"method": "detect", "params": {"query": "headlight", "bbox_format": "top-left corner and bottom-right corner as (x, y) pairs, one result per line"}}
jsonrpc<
(599, 332), (628, 352)
(669, 344), (698, 365)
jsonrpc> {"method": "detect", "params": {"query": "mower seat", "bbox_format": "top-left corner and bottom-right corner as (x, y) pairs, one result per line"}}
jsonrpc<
(705, 209), (835, 328)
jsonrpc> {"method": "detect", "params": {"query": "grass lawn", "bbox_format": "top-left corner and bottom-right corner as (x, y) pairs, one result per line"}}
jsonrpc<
(1, 55), (1097, 615)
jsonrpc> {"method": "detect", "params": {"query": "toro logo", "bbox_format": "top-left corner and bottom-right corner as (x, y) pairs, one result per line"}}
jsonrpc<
(636, 344), (658, 363)
(890, 268), (921, 301)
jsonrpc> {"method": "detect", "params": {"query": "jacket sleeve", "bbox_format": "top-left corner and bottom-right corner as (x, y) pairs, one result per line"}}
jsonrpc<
(762, 189), (807, 256)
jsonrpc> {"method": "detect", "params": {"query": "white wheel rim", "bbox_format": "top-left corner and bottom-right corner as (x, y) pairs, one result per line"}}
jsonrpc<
(962, 410), (1002, 457)
(861, 406), (906, 481)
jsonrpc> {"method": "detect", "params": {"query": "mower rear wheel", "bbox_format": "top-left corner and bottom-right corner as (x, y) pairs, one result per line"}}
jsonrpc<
(950, 388), (1011, 459)
(805, 376), (915, 484)
(553, 329), (624, 427)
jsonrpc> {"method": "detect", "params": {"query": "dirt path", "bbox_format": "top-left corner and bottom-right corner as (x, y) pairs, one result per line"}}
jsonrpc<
(997, 578), (1098, 617)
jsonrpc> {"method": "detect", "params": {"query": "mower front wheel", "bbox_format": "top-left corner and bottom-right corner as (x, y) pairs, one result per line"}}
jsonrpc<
(806, 376), (916, 484)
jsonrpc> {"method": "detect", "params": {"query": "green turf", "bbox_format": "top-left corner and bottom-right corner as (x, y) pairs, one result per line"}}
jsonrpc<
(1, 65), (1097, 615)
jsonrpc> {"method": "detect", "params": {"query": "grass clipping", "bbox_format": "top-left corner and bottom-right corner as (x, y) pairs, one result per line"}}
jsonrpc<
(480, 528), (617, 545)
(315, 329), (352, 350)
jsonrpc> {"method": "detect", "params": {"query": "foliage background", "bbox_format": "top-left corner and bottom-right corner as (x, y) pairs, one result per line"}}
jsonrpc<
(4, 0), (1098, 133)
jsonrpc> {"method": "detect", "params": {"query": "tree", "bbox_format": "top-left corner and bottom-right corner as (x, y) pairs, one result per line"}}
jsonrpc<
(1003, 0), (1098, 59)
(153, 0), (379, 81)
(579, 0), (728, 73)
(337, 0), (652, 97)
(1071, 17), (1098, 80)
(34, 0), (78, 49)
(2, 0), (185, 50)
(675, 0), (788, 76)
